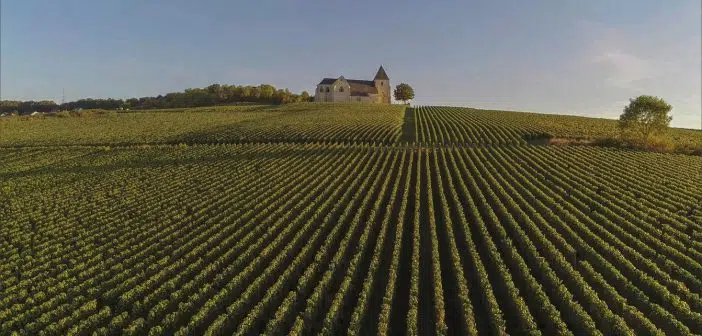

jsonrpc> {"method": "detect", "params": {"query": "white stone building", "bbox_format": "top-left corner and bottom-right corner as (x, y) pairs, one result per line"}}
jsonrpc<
(314, 66), (391, 104)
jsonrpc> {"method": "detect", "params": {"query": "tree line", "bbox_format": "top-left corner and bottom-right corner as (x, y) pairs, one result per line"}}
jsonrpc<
(0, 84), (312, 114)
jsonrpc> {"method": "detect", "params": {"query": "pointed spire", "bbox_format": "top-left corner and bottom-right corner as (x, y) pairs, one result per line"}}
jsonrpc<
(374, 66), (389, 80)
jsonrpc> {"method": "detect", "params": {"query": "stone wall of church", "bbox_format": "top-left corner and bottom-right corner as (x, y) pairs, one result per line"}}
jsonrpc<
(350, 95), (376, 103)
(374, 79), (391, 104)
(331, 84), (350, 103)
(314, 85), (333, 102)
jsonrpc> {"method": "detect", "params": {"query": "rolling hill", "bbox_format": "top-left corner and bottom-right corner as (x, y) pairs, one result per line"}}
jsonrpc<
(1, 104), (701, 335)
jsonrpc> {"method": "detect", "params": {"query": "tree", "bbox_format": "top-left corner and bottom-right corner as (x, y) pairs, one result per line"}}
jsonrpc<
(5, 82), (306, 113)
(300, 91), (310, 102)
(393, 83), (415, 104)
(36, 100), (58, 112)
(618, 95), (672, 145)
(259, 85), (275, 99)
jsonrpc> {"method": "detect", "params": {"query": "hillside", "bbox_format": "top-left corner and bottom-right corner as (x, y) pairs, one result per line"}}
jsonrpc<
(407, 106), (702, 149)
(1, 104), (701, 335)
(2, 104), (700, 149)
(0, 104), (405, 146)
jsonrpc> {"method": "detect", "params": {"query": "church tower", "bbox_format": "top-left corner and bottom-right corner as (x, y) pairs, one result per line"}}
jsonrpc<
(373, 66), (391, 104)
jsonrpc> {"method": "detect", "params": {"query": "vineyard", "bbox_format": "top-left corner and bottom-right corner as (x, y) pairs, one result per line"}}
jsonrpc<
(1, 105), (701, 335)
(0, 104), (405, 146)
(408, 106), (702, 148)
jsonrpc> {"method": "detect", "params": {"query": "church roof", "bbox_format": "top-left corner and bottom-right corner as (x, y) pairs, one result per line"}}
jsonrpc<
(318, 78), (338, 85)
(374, 66), (389, 80)
(348, 80), (377, 96)
(347, 79), (375, 86)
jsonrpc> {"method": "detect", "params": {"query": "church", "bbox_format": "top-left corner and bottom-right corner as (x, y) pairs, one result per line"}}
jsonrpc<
(314, 66), (391, 104)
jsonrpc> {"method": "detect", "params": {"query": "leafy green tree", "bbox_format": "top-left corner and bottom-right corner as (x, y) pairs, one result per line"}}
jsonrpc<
(393, 83), (415, 104)
(618, 95), (672, 145)
(259, 85), (275, 99)
(250, 86), (262, 99)
(240, 86), (252, 99)
(0, 100), (20, 113)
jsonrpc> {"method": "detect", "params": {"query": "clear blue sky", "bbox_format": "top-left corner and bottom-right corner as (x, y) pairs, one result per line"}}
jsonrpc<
(2, 0), (700, 128)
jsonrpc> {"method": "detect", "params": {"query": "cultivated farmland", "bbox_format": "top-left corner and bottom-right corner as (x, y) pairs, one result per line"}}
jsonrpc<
(408, 106), (702, 148)
(0, 104), (405, 147)
(1, 104), (701, 335)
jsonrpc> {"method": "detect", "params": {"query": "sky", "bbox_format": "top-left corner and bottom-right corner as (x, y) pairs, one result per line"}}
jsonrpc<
(1, 0), (700, 129)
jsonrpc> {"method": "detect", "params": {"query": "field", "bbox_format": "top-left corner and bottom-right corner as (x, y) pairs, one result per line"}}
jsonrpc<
(1, 104), (701, 335)
(408, 106), (702, 148)
(0, 104), (405, 146)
